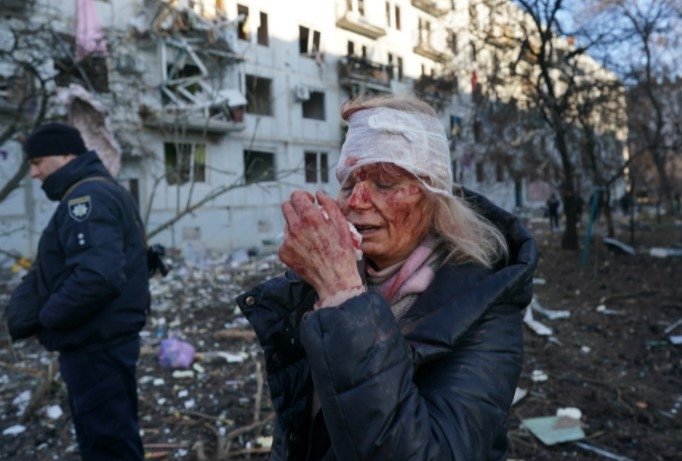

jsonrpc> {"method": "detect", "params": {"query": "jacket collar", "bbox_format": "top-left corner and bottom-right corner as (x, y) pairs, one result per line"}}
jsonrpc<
(399, 190), (537, 366)
(41, 151), (111, 201)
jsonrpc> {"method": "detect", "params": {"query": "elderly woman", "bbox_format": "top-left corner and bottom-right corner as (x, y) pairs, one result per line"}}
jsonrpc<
(237, 96), (537, 460)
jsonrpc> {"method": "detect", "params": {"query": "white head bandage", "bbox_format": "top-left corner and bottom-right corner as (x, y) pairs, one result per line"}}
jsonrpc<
(336, 107), (453, 197)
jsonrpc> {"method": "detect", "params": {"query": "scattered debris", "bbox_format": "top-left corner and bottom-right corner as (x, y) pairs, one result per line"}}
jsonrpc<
(44, 405), (63, 420)
(521, 408), (585, 445)
(533, 277), (546, 285)
(531, 370), (549, 382)
(11, 390), (31, 417)
(663, 318), (682, 345)
(171, 370), (195, 380)
(523, 307), (553, 336)
(574, 442), (635, 461)
(649, 247), (682, 258)
(1, 220), (679, 459)
(196, 351), (249, 364)
(512, 387), (527, 406)
(603, 238), (636, 256)
(2, 425), (26, 436)
(663, 318), (682, 335)
(596, 304), (625, 315)
(159, 338), (196, 369)
(530, 297), (571, 320)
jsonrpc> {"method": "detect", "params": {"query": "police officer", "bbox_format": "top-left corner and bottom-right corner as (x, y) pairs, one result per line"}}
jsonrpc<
(16, 122), (149, 460)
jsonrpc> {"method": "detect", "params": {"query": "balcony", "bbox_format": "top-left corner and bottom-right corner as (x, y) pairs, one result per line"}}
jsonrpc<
(338, 55), (392, 95)
(413, 41), (450, 63)
(411, 0), (450, 17)
(141, 87), (247, 134)
(336, 11), (387, 40)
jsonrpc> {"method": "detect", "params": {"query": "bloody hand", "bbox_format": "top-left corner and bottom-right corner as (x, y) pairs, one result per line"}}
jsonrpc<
(278, 190), (363, 302)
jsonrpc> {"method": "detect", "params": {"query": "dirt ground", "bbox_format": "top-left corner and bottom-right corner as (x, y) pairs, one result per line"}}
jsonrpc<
(1, 213), (680, 460)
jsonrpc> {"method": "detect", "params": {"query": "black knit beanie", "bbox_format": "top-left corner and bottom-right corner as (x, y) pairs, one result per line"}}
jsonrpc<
(24, 122), (87, 160)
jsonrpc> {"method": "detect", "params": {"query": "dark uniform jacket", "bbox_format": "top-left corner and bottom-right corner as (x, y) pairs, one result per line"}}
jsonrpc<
(237, 191), (537, 460)
(30, 151), (149, 351)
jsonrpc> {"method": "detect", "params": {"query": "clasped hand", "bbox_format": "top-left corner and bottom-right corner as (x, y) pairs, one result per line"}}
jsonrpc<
(279, 191), (363, 302)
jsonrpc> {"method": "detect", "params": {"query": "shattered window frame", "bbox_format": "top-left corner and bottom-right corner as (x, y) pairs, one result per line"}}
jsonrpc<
(304, 151), (329, 184)
(237, 4), (249, 41)
(244, 150), (276, 184)
(257, 12), (269, 46)
(52, 32), (109, 93)
(245, 74), (272, 116)
(302, 91), (326, 120)
(299, 25), (321, 56)
(164, 142), (207, 186)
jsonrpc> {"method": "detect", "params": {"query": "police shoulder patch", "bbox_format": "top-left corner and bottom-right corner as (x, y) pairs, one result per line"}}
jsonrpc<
(67, 195), (92, 222)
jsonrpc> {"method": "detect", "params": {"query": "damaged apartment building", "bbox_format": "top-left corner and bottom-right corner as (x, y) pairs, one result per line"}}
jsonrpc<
(0, 0), (626, 256)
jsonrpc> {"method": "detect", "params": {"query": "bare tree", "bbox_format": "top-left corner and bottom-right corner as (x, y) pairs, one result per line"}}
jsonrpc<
(600, 0), (682, 213)
(480, 0), (618, 249)
(0, 17), (57, 202)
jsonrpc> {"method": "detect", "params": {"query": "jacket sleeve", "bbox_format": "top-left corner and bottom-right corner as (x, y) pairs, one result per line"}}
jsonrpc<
(39, 187), (128, 330)
(299, 291), (523, 460)
(5, 269), (44, 340)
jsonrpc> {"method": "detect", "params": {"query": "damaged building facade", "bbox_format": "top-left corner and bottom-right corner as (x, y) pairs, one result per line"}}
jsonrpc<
(0, 0), (627, 256)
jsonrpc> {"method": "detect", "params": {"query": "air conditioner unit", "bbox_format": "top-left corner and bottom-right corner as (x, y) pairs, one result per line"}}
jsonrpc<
(294, 85), (310, 102)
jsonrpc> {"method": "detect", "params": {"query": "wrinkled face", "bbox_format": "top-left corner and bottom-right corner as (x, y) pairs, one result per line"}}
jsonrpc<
(29, 155), (73, 182)
(337, 163), (433, 270)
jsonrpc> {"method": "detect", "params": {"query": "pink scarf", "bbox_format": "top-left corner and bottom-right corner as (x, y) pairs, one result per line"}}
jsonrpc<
(366, 235), (444, 313)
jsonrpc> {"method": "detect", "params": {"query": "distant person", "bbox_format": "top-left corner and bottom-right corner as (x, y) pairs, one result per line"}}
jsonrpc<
(237, 96), (537, 459)
(546, 192), (560, 231)
(10, 122), (149, 460)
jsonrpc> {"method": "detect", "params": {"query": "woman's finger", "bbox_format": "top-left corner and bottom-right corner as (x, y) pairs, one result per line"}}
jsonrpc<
(317, 191), (351, 237)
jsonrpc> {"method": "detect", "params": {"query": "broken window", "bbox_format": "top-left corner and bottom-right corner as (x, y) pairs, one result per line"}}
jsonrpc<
(257, 12), (269, 46)
(53, 33), (109, 93)
(158, 40), (246, 126)
(358, 0), (365, 16)
(165, 142), (206, 185)
(244, 150), (276, 184)
(387, 52), (394, 79)
(397, 56), (403, 80)
(347, 41), (355, 56)
(386, 2), (391, 26)
(395, 5), (401, 30)
(299, 26), (321, 56)
(237, 4), (249, 40)
(305, 151), (329, 184)
(302, 91), (325, 120)
(418, 18), (432, 46)
(245, 75), (272, 115)
(236, 8), (269, 45)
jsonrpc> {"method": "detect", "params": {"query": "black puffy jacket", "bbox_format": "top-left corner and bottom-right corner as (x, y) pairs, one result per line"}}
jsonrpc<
(27, 151), (149, 351)
(237, 191), (537, 460)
